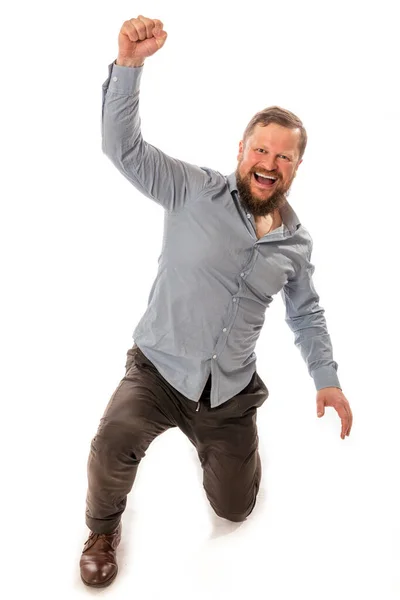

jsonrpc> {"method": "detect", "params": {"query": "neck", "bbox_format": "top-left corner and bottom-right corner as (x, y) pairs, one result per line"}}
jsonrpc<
(255, 209), (282, 231)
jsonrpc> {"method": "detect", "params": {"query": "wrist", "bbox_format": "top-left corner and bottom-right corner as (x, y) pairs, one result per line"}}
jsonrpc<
(115, 57), (145, 68)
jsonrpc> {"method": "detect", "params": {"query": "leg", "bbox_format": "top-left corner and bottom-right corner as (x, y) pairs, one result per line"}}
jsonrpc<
(85, 346), (176, 534)
(186, 372), (268, 522)
(201, 435), (261, 523)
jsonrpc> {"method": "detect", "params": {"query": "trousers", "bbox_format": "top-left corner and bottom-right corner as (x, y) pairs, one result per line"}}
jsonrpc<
(85, 344), (269, 533)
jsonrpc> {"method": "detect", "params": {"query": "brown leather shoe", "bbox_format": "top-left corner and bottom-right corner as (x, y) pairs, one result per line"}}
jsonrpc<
(79, 523), (122, 588)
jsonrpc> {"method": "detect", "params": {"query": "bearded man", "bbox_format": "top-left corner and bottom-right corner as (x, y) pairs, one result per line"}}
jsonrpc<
(79, 15), (353, 588)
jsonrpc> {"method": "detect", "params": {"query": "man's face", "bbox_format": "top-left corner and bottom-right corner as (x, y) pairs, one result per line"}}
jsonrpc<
(236, 123), (303, 217)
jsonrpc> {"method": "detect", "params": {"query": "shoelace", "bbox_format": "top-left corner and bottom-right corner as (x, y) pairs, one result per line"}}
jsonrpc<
(84, 531), (114, 548)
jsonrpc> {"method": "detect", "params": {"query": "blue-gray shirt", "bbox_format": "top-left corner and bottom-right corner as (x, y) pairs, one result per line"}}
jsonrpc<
(101, 61), (341, 408)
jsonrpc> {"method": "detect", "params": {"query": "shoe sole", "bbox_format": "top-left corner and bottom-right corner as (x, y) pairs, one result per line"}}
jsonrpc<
(80, 567), (118, 588)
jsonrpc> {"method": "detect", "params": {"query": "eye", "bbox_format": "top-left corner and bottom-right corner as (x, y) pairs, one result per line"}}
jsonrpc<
(278, 154), (290, 161)
(256, 148), (266, 153)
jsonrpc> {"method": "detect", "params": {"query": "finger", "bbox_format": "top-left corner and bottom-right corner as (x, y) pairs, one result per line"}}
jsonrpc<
(316, 398), (325, 418)
(341, 404), (351, 437)
(340, 400), (352, 436)
(137, 15), (156, 38)
(153, 19), (164, 31)
(124, 17), (147, 42)
(132, 18), (147, 41)
(339, 410), (346, 439)
(121, 20), (139, 42)
(321, 395), (352, 438)
(333, 395), (352, 437)
(342, 414), (350, 439)
(346, 407), (353, 436)
(153, 28), (168, 48)
(334, 404), (349, 440)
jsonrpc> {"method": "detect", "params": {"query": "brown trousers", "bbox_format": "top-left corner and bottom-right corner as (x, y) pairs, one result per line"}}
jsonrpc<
(85, 344), (269, 533)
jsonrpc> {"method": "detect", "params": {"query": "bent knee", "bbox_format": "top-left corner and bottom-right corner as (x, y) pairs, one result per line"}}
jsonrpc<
(214, 505), (252, 523)
(211, 493), (257, 523)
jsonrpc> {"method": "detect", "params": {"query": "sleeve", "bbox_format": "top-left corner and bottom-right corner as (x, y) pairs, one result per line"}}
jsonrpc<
(101, 61), (213, 211)
(280, 238), (341, 391)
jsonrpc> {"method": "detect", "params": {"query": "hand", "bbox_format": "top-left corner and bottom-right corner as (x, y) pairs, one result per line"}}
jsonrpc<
(117, 16), (167, 66)
(316, 387), (353, 440)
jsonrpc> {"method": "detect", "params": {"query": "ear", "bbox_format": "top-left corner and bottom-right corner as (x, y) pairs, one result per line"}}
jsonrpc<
(237, 140), (244, 161)
(293, 158), (303, 177)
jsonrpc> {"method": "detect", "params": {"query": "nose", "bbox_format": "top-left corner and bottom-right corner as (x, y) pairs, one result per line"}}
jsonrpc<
(261, 155), (278, 172)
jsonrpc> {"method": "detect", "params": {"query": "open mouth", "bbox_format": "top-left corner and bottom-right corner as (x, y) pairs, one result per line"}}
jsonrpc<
(253, 172), (277, 188)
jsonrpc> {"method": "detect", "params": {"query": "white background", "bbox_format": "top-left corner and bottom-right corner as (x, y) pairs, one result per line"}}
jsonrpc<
(2, 0), (400, 598)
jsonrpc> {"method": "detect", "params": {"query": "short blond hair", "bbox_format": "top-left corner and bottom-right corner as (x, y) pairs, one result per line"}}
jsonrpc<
(243, 106), (307, 159)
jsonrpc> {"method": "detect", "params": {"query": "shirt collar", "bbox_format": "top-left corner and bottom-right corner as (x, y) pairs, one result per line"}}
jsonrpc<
(226, 171), (301, 235)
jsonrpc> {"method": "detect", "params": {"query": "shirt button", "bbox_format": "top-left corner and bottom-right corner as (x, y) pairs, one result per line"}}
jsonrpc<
(112, 76), (118, 82)
(240, 272), (245, 277)
(212, 355), (217, 359)
(233, 298), (237, 303)
(222, 328), (227, 332)
(247, 213), (251, 219)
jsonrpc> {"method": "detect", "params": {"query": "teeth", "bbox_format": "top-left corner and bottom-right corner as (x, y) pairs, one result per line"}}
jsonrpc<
(255, 172), (276, 181)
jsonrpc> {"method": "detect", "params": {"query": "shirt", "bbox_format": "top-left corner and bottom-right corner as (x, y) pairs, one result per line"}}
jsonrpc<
(101, 60), (341, 408)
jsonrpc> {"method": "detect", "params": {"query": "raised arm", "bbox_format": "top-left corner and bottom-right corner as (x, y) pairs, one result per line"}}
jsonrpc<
(102, 16), (212, 211)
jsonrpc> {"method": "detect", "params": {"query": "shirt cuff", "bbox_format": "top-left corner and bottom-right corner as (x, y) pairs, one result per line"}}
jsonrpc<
(105, 60), (144, 96)
(312, 366), (341, 391)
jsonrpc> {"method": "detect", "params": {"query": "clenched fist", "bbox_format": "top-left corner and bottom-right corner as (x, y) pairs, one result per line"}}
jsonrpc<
(116, 16), (167, 67)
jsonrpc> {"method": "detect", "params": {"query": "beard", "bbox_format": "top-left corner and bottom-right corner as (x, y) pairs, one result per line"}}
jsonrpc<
(235, 165), (293, 217)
